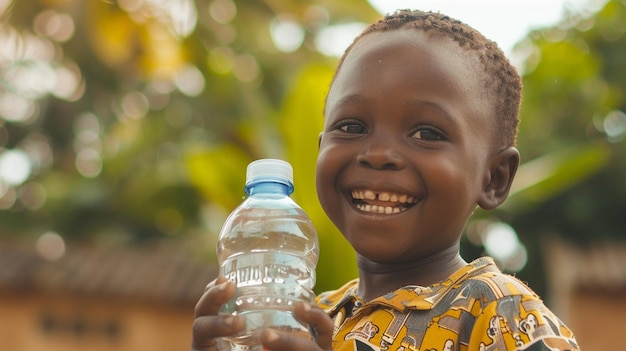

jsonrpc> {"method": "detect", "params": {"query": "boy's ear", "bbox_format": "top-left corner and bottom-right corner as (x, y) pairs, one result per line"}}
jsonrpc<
(478, 146), (520, 210)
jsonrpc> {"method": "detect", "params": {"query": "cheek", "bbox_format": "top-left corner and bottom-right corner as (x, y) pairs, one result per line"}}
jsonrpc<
(315, 141), (346, 180)
(315, 148), (338, 207)
(424, 157), (463, 183)
(425, 157), (481, 207)
(315, 145), (350, 226)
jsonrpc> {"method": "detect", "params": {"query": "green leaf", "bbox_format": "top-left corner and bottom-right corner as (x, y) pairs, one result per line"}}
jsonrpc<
(505, 141), (612, 212)
(185, 144), (251, 211)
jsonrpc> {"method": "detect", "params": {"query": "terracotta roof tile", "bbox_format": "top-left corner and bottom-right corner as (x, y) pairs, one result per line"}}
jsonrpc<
(0, 242), (217, 306)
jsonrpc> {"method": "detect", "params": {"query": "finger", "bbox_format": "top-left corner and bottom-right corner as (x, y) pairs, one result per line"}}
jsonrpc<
(260, 302), (334, 351)
(195, 278), (236, 317)
(204, 275), (228, 292)
(191, 315), (244, 351)
(192, 278), (243, 351)
(294, 302), (333, 351)
(191, 316), (218, 351)
(261, 328), (320, 351)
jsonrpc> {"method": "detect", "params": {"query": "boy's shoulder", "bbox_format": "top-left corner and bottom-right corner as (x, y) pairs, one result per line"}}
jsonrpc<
(398, 257), (542, 311)
(316, 257), (541, 313)
(457, 256), (541, 301)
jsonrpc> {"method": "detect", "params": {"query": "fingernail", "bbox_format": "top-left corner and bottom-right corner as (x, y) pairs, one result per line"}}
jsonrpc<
(218, 281), (229, 291)
(303, 303), (311, 312)
(265, 329), (279, 342)
(224, 316), (235, 327)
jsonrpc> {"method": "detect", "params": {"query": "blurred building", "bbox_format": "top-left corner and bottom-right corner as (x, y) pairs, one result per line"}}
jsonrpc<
(544, 237), (626, 351)
(3, 236), (623, 351)
(0, 242), (215, 351)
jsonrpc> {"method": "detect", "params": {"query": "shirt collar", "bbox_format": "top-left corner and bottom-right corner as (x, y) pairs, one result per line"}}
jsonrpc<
(317, 257), (499, 315)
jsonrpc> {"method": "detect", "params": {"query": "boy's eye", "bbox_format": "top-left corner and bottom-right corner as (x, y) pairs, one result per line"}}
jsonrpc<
(339, 122), (367, 134)
(411, 127), (443, 140)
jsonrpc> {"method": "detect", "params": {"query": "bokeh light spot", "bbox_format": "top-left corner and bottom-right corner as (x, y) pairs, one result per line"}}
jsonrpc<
(74, 112), (102, 137)
(52, 63), (84, 101)
(484, 222), (519, 261)
(603, 110), (626, 142)
(0, 185), (16, 209)
(270, 16), (305, 52)
(0, 93), (37, 123)
(168, 0), (198, 37)
(0, 149), (32, 186)
(315, 22), (367, 57)
(34, 10), (75, 42)
(36, 231), (66, 261)
(175, 64), (205, 97)
(482, 222), (527, 272)
(19, 181), (47, 210)
(9, 61), (57, 99)
(19, 132), (54, 170)
(303, 5), (330, 31)
(121, 92), (150, 119)
(209, 0), (237, 24)
(75, 149), (102, 178)
(233, 54), (259, 83)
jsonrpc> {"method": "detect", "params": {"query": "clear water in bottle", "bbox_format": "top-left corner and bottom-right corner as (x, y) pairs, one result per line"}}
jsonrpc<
(216, 159), (319, 351)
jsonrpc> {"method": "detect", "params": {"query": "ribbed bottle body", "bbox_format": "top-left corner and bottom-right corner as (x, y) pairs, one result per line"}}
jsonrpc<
(216, 160), (319, 351)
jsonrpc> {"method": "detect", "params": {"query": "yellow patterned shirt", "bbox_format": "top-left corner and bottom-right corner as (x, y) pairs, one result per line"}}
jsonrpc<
(316, 257), (579, 351)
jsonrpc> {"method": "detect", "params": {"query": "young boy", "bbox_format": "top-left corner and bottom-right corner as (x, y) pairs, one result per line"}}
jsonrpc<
(192, 9), (580, 351)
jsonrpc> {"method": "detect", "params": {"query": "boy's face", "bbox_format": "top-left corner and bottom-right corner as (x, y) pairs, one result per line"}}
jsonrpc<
(316, 29), (499, 264)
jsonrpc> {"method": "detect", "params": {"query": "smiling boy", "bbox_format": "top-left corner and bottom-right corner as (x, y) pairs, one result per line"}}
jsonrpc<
(192, 9), (579, 351)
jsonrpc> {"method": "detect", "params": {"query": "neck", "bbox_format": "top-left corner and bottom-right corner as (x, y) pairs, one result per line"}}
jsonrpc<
(355, 245), (467, 301)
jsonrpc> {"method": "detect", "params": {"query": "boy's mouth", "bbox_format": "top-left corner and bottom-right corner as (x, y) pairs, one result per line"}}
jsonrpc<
(351, 189), (418, 214)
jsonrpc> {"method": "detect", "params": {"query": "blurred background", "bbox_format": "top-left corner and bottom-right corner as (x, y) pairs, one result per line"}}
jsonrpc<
(0, 0), (624, 350)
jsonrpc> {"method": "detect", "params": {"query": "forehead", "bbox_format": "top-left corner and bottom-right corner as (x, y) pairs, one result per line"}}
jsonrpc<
(327, 28), (492, 119)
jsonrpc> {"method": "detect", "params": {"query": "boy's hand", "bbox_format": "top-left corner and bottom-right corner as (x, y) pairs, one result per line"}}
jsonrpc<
(191, 276), (333, 351)
(260, 302), (334, 351)
(191, 276), (243, 351)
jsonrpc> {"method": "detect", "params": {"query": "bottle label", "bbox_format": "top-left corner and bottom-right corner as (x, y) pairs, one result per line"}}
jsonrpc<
(222, 252), (314, 289)
(226, 262), (289, 286)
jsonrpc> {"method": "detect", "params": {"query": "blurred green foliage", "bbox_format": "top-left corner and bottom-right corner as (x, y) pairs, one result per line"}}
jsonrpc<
(511, 0), (626, 242)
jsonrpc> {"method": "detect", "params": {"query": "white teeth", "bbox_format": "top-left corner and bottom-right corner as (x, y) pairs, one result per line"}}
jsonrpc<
(351, 189), (418, 215)
(351, 190), (417, 204)
(356, 204), (405, 214)
(363, 190), (376, 200)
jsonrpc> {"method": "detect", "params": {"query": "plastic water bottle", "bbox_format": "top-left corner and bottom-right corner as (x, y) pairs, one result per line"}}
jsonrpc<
(216, 159), (319, 351)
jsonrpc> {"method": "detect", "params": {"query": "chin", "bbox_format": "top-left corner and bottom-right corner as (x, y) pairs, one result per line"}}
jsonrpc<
(352, 243), (399, 263)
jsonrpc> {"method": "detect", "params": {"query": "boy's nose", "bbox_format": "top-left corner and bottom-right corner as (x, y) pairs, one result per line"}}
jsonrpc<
(356, 138), (406, 170)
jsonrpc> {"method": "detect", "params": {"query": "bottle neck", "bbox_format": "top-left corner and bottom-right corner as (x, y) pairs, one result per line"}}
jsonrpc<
(245, 179), (294, 196)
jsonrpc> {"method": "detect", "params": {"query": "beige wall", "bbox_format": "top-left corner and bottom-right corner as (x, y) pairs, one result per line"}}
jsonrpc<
(567, 290), (626, 351)
(0, 292), (194, 351)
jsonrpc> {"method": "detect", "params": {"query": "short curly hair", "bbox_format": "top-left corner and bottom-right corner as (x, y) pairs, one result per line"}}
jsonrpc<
(332, 9), (522, 148)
